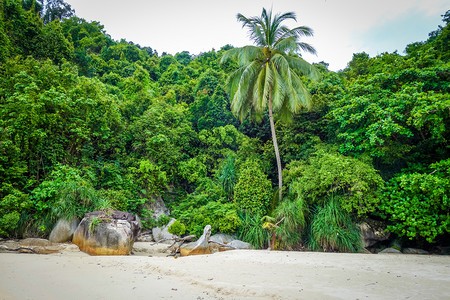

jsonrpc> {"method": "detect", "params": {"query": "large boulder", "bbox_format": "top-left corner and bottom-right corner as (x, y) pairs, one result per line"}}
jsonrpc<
(358, 219), (390, 248)
(72, 210), (140, 256)
(152, 218), (178, 243)
(180, 225), (212, 256)
(49, 218), (79, 243)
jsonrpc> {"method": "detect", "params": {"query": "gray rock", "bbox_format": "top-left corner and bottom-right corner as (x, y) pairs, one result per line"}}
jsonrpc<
(17, 238), (62, 254)
(228, 240), (254, 250)
(132, 242), (171, 256)
(209, 233), (235, 244)
(136, 231), (154, 242)
(379, 247), (402, 254)
(145, 196), (170, 219)
(20, 238), (53, 247)
(358, 219), (390, 248)
(208, 233), (236, 252)
(402, 248), (429, 255)
(72, 210), (140, 256)
(152, 218), (178, 243)
(180, 225), (212, 256)
(49, 218), (79, 243)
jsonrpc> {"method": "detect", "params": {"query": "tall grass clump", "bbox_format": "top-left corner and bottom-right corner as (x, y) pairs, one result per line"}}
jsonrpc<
(237, 211), (268, 249)
(273, 197), (308, 250)
(309, 196), (362, 252)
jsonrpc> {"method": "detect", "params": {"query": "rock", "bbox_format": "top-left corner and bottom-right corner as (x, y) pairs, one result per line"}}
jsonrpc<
(209, 233), (235, 244)
(132, 242), (171, 257)
(49, 218), (79, 243)
(208, 233), (236, 252)
(228, 240), (254, 250)
(358, 219), (390, 248)
(136, 231), (154, 242)
(437, 246), (450, 255)
(379, 247), (402, 254)
(152, 218), (178, 243)
(402, 248), (429, 255)
(20, 238), (53, 247)
(16, 238), (62, 254)
(180, 225), (212, 256)
(359, 248), (373, 254)
(72, 210), (140, 256)
(145, 196), (170, 219)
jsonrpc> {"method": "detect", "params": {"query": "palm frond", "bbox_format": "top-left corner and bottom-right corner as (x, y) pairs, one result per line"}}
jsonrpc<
(273, 36), (298, 53)
(297, 42), (317, 55)
(225, 67), (245, 100)
(261, 63), (274, 111)
(288, 26), (315, 38)
(231, 61), (260, 121)
(221, 46), (263, 66)
(290, 72), (312, 111)
(240, 46), (264, 65)
(270, 59), (287, 111)
(285, 56), (321, 80)
(253, 64), (266, 112)
(220, 47), (241, 64)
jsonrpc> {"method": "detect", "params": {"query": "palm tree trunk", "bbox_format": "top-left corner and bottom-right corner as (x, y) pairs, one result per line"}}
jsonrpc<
(268, 93), (283, 201)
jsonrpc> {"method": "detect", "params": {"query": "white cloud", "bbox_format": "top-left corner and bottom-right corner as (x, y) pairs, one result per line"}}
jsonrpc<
(66, 0), (448, 71)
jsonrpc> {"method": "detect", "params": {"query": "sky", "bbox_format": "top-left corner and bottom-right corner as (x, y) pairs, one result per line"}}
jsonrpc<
(65, 0), (448, 71)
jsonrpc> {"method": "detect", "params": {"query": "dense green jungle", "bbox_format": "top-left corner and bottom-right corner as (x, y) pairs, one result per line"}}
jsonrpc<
(1, 0), (449, 253)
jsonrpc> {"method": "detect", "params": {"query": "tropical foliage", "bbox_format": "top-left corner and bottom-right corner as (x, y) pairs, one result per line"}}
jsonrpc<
(0, 1), (449, 252)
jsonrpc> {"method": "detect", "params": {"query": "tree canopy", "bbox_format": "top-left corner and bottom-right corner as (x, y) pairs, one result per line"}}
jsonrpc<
(0, 1), (448, 251)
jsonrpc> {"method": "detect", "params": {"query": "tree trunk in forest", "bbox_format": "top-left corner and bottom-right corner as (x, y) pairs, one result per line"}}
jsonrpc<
(268, 93), (283, 202)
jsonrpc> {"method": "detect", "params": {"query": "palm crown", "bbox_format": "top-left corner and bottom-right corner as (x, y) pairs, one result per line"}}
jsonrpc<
(221, 8), (320, 122)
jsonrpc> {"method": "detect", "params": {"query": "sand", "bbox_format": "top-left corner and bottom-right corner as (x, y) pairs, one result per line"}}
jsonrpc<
(1, 244), (449, 300)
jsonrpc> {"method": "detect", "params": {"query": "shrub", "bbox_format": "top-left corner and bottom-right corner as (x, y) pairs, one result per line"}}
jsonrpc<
(170, 178), (241, 236)
(379, 159), (450, 243)
(286, 149), (384, 215)
(98, 189), (129, 212)
(234, 159), (272, 215)
(168, 220), (186, 236)
(216, 156), (237, 200)
(156, 214), (171, 227)
(0, 187), (32, 237)
(175, 201), (241, 237)
(30, 164), (111, 235)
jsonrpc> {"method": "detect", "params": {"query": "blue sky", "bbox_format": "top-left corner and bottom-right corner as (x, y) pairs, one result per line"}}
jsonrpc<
(65, 0), (448, 71)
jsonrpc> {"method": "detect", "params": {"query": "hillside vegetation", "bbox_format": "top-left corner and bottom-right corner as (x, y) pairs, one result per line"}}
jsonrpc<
(1, 0), (449, 251)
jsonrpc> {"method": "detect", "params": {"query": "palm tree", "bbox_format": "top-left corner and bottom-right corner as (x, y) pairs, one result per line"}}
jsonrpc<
(221, 8), (320, 201)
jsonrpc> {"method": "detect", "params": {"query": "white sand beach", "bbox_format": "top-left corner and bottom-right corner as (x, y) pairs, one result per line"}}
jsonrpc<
(1, 246), (449, 300)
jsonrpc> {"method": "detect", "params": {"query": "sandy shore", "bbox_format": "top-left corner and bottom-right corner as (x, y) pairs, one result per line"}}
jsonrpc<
(1, 245), (449, 300)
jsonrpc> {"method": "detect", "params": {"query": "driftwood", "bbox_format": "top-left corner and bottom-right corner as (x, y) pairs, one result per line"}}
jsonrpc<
(0, 245), (38, 254)
(166, 235), (196, 250)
